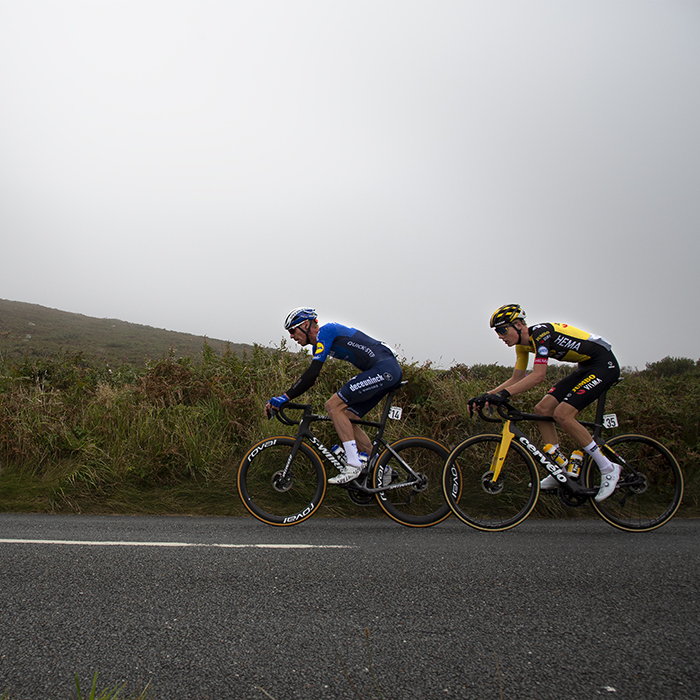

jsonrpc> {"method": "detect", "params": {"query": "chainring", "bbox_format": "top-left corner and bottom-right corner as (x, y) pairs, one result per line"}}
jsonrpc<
(557, 484), (588, 508)
(346, 488), (376, 506)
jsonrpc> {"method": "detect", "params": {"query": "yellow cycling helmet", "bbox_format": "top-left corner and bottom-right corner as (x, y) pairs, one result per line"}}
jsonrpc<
(490, 304), (526, 328)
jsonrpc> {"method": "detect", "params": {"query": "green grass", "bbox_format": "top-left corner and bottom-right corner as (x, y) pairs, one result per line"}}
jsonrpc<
(0, 320), (698, 519)
(0, 673), (152, 700)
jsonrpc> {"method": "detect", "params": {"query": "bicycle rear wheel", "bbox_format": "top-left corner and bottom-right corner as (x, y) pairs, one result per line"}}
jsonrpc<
(237, 436), (326, 526)
(586, 434), (683, 532)
(442, 434), (540, 531)
(372, 437), (452, 527)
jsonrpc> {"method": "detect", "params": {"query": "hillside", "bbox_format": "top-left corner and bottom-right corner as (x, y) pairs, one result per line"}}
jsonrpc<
(0, 299), (253, 365)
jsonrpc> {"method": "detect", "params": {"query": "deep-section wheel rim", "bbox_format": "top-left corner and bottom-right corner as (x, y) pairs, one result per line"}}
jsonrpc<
(373, 437), (452, 527)
(442, 434), (539, 531)
(237, 437), (326, 526)
(587, 434), (683, 532)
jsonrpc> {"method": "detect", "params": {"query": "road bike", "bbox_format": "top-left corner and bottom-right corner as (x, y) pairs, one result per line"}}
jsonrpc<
(441, 384), (683, 532)
(238, 382), (452, 527)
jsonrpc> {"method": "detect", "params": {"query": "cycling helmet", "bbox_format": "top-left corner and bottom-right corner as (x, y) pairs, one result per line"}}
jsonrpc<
(284, 307), (317, 331)
(490, 304), (526, 328)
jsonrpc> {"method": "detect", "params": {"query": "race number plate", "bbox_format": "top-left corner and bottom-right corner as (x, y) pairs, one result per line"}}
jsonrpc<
(603, 413), (619, 429)
(388, 406), (403, 420)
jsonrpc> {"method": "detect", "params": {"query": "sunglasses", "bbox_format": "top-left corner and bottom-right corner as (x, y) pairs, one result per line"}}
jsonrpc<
(494, 325), (511, 336)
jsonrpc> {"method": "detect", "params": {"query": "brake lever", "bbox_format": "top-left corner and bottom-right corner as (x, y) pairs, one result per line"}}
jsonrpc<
(477, 404), (502, 423)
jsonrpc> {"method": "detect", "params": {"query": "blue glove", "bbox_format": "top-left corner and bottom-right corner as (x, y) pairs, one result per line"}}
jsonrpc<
(268, 395), (288, 409)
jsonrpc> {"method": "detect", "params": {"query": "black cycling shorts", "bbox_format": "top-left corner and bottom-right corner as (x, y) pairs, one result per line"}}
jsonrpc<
(547, 353), (620, 412)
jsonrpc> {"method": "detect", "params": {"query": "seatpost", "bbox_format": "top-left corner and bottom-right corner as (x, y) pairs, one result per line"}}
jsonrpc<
(372, 382), (405, 452)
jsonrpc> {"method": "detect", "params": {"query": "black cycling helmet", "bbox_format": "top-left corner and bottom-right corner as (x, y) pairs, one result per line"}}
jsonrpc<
(490, 304), (526, 328)
(284, 307), (317, 331)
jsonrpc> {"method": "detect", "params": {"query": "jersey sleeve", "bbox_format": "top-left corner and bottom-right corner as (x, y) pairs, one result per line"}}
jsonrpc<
(310, 323), (340, 364)
(514, 344), (531, 371)
(529, 323), (553, 366)
(285, 360), (323, 399)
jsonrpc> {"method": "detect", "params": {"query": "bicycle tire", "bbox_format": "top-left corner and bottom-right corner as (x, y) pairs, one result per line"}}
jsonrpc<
(585, 434), (683, 532)
(237, 436), (326, 526)
(442, 434), (540, 531)
(372, 437), (452, 527)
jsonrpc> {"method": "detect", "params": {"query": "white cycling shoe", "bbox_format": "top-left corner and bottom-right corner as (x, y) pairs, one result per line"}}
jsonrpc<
(539, 474), (559, 490)
(595, 464), (622, 502)
(539, 471), (578, 490)
(328, 465), (362, 485)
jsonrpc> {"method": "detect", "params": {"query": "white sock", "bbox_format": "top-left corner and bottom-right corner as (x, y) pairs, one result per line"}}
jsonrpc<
(343, 440), (362, 468)
(584, 440), (614, 474)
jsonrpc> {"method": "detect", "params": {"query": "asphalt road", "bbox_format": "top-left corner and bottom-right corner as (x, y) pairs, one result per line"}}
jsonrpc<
(0, 513), (698, 700)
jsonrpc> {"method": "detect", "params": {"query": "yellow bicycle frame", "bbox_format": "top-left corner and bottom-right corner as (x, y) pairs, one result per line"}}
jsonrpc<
(489, 420), (516, 482)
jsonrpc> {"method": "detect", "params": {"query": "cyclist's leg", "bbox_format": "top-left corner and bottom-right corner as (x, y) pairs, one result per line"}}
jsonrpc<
(552, 402), (593, 447)
(332, 359), (402, 458)
(351, 421), (373, 455)
(538, 358), (618, 448)
(554, 357), (622, 499)
(325, 394), (369, 453)
(533, 393), (560, 445)
(324, 394), (365, 483)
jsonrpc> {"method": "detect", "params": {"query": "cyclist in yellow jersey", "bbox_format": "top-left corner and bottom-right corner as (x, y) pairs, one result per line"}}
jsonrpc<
(467, 304), (622, 502)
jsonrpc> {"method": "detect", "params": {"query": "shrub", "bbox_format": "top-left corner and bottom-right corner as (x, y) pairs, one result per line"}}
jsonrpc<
(0, 346), (698, 515)
(645, 356), (699, 378)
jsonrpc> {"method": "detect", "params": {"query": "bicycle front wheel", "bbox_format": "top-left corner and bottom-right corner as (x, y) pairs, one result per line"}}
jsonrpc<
(237, 436), (326, 526)
(442, 434), (540, 531)
(372, 437), (452, 527)
(586, 434), (683, 532)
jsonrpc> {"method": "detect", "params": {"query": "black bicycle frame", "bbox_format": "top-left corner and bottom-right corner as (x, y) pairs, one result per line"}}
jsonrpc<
(483, 386), (622, 498)
(273, 383), (425, 495)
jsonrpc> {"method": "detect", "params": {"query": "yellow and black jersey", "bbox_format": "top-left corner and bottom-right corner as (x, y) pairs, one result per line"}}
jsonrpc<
(515, 323), (613, 370)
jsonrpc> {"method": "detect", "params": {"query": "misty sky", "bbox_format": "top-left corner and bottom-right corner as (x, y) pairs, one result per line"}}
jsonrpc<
(1, 0), (699, 371)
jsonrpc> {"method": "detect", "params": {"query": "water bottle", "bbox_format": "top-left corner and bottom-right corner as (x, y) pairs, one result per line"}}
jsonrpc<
(331, 445), (346, 465)
(568, 450), (583, 479)
(543, 444), (569, 470)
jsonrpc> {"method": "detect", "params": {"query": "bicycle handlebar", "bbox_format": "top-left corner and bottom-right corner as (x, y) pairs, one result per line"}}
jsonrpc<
(475, 401), (554, 423)
(476, 404), (504, 423)
(269, 402), (311, 426)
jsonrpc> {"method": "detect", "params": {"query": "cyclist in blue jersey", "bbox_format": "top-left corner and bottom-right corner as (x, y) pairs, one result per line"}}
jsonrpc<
(468, 304), (622, 502)
(265, 308), (403, 484)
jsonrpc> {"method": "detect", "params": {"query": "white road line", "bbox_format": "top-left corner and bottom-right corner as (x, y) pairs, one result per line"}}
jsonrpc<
(0, 539), (353, 549)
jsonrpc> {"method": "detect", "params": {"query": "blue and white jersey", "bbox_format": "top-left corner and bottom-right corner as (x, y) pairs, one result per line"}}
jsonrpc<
(312, 323), (396, 370)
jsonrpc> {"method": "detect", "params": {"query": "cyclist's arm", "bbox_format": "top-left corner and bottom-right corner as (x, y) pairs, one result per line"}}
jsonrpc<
(491, 368), (528, 393)
(285, 360), (323, 400)
(497, 362), (548, 397)
(490, 339), (550, 397)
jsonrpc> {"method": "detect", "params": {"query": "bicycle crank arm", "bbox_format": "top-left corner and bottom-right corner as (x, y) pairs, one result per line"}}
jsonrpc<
(564, 480), (597, 498)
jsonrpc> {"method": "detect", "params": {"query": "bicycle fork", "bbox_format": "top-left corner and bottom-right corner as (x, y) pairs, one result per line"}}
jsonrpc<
(272, 430), (316, 490)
